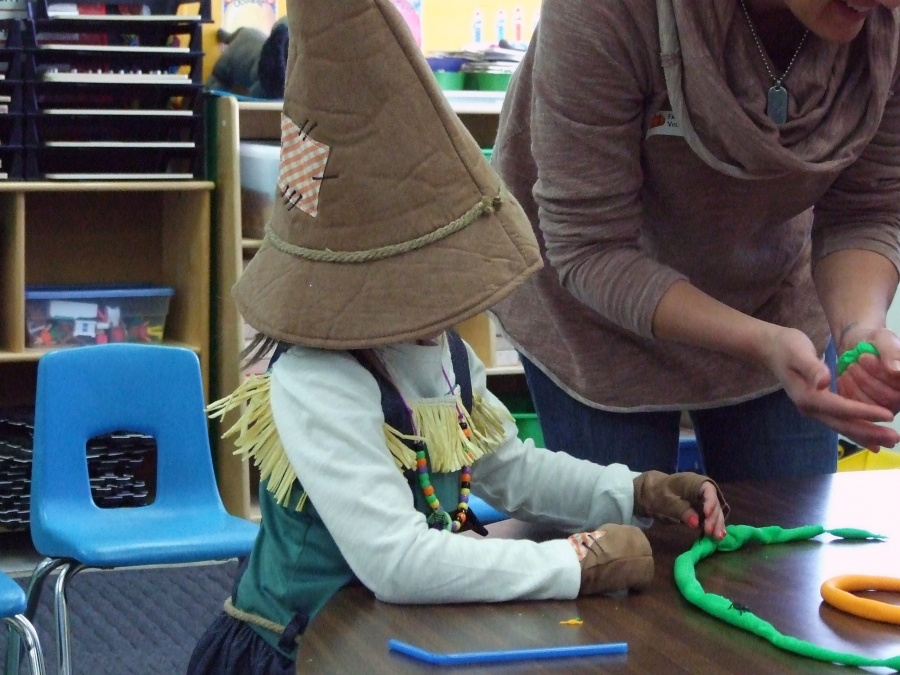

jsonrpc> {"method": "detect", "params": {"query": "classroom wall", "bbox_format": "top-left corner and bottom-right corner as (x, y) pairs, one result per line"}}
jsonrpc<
(421, 0), (541, 51)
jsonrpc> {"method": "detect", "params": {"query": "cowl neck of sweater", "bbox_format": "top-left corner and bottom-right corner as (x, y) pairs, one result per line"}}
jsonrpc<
(657, 0), (899, 179)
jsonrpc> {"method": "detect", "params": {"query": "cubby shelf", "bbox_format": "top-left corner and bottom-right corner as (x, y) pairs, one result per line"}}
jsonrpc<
(0, 182), (212, 410)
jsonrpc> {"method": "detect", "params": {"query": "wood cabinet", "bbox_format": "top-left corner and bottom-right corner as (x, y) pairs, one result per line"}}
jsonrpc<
(210, 92), (525, 520)
(0, 181), (212, 409)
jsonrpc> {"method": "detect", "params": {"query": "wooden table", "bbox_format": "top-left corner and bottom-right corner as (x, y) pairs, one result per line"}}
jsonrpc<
(296, 471), (900, 674)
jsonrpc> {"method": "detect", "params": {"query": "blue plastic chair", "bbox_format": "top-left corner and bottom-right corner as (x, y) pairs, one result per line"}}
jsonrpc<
(0, 572), (45, 675)
(17, 344), (259, 675)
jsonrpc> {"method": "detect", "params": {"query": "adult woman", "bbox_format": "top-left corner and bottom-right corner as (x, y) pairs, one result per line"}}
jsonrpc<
(492, 0), (900, 480)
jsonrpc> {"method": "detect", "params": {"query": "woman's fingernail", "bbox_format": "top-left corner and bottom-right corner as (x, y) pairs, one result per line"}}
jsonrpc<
(688, 514), (698, 528)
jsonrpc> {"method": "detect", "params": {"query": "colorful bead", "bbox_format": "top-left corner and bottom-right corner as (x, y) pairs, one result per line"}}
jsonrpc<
(415, 432), (473, 533)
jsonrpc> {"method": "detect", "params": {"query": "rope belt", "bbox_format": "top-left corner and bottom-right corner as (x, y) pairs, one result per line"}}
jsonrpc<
(223, 597), (302, 647)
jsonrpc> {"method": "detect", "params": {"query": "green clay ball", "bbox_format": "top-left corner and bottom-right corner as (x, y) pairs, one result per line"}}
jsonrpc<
(836, 341), (879, 376)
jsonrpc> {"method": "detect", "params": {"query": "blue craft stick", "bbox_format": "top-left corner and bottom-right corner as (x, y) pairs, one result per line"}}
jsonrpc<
(388, 639), (628, 665)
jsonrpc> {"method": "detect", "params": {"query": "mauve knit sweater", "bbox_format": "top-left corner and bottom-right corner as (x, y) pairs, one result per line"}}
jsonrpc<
(491, 0), (900, 411)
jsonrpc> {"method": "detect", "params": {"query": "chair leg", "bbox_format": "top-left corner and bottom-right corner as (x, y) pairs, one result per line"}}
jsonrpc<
(53, 563), (84, 675)
(24, 559), (66, 622)
(5, 558), (66, 675)
(4, 616), (46, 675)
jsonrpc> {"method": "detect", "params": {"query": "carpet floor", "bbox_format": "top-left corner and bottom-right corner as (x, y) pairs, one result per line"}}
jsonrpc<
(0, 560), (239, 675)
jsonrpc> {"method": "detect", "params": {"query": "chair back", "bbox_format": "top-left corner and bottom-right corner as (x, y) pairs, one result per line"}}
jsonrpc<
(30, 344), (225, 546)
(0, 570), (26, 617)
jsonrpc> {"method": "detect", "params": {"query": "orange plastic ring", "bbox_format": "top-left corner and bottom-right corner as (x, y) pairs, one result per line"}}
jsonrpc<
(820, 575), (900, 625)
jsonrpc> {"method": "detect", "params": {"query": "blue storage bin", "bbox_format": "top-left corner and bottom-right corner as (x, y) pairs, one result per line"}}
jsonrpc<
(25, 284), (174, 348)
(676, 436), (706, 474)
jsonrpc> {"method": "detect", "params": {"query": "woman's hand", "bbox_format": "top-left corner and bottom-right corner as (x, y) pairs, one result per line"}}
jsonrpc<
(651, 279), (899, 450)
(761, 326), (899, 450)
(836, 327), (900, 419)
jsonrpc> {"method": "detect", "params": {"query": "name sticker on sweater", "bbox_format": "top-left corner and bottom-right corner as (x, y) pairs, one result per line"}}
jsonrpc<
(646, 111), (683, 138)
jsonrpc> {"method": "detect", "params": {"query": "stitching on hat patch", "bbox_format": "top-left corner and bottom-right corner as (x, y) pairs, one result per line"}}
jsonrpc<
(278, 114), (334, 217)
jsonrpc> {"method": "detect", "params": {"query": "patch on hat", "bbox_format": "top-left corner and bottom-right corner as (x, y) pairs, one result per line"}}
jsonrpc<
(278, 113), (331, 218)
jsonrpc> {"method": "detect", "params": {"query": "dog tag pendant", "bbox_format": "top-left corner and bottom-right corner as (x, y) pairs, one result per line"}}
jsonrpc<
(766, 85), (788, 125)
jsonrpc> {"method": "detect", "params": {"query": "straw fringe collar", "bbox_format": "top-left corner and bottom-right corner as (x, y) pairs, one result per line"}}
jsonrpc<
(207, 372), (511, 509)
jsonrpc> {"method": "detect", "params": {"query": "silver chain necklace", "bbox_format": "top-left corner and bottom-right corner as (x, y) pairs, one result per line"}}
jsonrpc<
(738, 0), (809, 125)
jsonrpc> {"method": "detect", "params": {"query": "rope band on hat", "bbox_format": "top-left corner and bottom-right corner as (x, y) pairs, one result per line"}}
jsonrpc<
(264, 191), (504, 263)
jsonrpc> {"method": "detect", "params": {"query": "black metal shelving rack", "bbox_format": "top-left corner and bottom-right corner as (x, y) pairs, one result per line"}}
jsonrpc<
(0, 0), (209, 180)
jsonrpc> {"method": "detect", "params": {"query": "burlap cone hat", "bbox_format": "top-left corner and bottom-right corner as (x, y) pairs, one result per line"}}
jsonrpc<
(233, 0), (542, 349)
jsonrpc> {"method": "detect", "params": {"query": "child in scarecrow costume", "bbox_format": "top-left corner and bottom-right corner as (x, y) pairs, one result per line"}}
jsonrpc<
(187, 1), (729, 673)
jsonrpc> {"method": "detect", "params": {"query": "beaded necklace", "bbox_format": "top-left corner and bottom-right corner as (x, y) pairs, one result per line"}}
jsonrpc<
(410, 363), (473, 532)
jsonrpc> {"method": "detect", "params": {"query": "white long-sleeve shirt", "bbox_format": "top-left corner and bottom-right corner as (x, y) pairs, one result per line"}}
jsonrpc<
(269, 337), (642, 605)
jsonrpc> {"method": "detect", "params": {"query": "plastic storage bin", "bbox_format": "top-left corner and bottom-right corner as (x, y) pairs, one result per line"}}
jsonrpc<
(495, 391), (545, 446)
(676, 435), (707, 474)
(25, 284), (174, 347)
(513, 412), (544, 447)
(837, 448), (900, 472)
(239, 141), (280, 240)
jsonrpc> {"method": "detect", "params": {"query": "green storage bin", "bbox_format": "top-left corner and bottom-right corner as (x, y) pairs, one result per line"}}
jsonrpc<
(465, 71), (512, 91)
(433, 71), (466, 90)
(496, 392), (544, 446)
(513, 412), (545, 447)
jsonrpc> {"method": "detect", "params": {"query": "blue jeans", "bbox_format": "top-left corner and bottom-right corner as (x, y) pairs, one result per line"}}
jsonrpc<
(520, 344), (838, 482)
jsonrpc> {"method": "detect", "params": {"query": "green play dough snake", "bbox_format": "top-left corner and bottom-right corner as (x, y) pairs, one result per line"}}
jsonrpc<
(674, 524), (900, 670)
(837, 341), (879, 376)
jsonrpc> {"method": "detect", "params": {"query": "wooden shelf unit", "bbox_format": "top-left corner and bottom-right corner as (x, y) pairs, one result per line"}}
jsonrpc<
(211, 94), (521, 521)
(212, 96), (270, 520)
(0, 181), (213, 410)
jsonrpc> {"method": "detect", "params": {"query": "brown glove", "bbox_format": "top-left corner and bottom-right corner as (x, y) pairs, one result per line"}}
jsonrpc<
(632, 470), (729, 523)
(569, 524), (654, 596)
